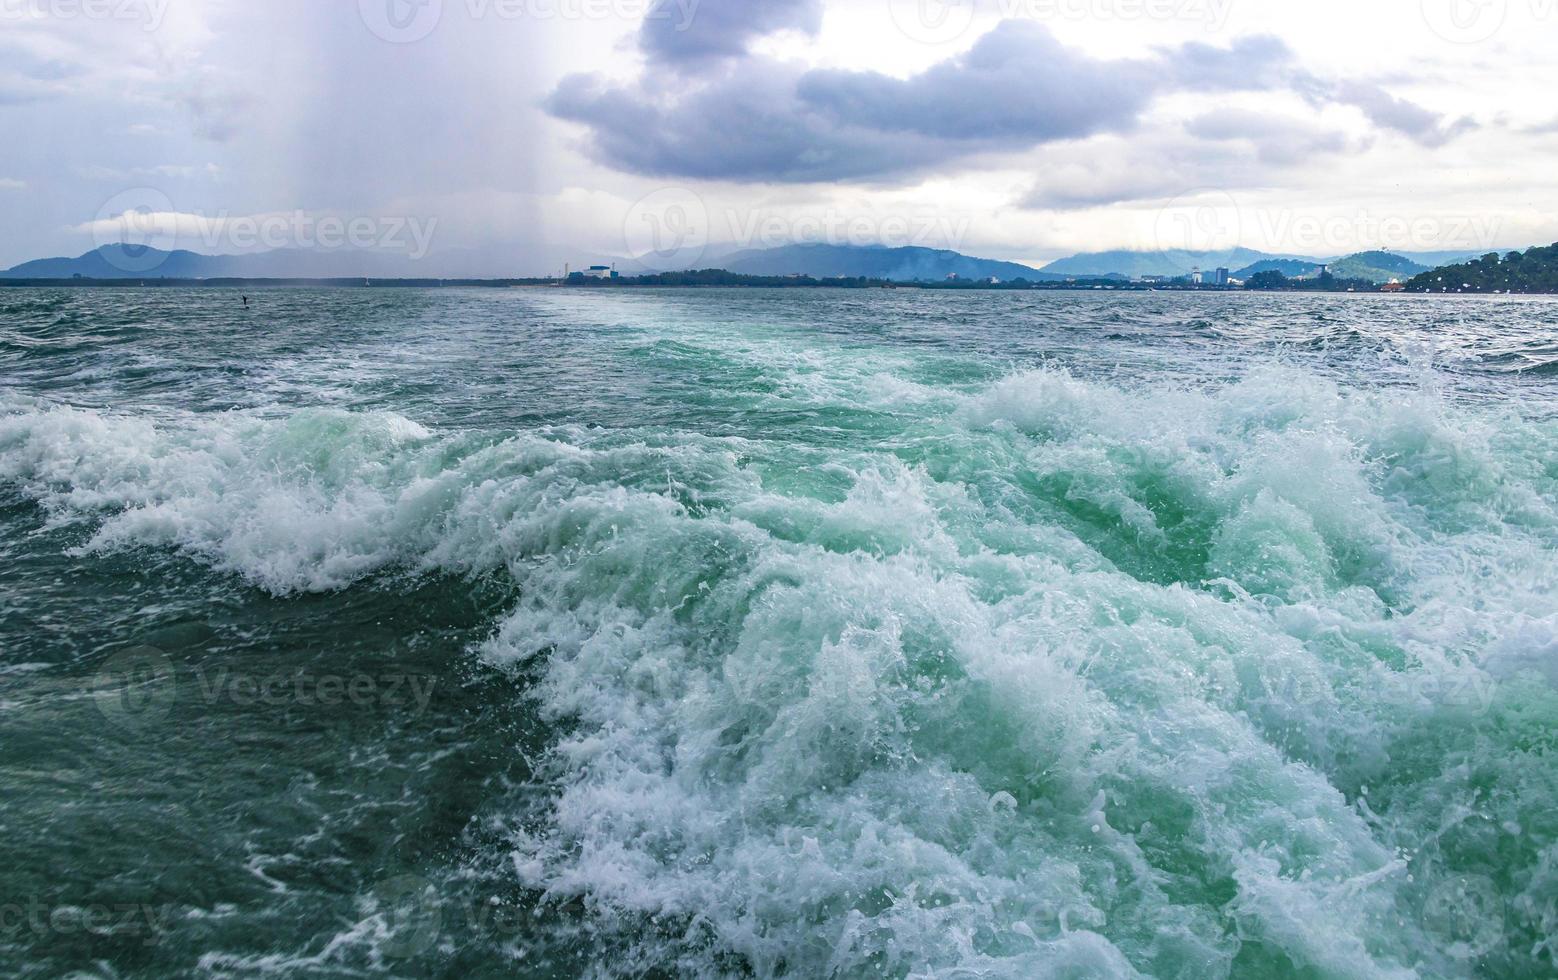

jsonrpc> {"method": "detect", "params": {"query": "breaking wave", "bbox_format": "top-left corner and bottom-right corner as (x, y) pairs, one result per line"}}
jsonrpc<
(4, 360), (1557, 977)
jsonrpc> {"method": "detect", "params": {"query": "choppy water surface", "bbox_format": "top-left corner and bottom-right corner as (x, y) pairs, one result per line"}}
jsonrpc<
(2, 287), (1556, 978)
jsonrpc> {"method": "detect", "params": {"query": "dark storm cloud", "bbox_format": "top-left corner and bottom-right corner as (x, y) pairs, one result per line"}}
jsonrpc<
(550, 17), (1477, 185)
(796, 22), (1153, 142)
(548, 64), (958, 182)
(550, 21), (1175, 182)
(639, 0), (823, 67)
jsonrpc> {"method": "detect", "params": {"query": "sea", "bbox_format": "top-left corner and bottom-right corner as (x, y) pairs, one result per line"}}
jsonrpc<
(2, 286), (1556, 978)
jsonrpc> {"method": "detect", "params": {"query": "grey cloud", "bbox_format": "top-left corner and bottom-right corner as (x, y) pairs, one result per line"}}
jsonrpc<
(797, 22), (1153, 143)
(171, 72), (252, 144)
(1184, 110), (1353, 166)
(639, 0), (823, 67)
(1327, 80), (1476, 148)
(1021, 169), (1195, 210)
(1163, 35), (1296, 91)
(1018, 134), (1254, 210)
(548, 65), (955, 182)
(552, 21), (1187, 183)
(550, 17), (1478, 186)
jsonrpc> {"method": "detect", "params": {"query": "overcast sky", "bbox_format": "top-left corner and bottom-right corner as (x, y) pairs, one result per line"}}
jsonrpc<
(2, 0), (1556, 272)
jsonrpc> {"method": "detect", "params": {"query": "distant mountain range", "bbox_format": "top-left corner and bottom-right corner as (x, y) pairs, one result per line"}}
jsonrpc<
(0, 245), (472, 280)
(1231, 251), (1432, 283)
(1232, 258), (1324, 279)
(2, 243), (1070, 283)
(715, 244), (1069, 282)
(1041, 248), (1301, 279)
(0, 242), (1504, 285)
(1039, 248), (1483, 282)
(0, 245), (545, 281)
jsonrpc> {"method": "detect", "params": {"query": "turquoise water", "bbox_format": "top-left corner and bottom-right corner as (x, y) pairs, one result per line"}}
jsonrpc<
(2, 287), (1556, 978)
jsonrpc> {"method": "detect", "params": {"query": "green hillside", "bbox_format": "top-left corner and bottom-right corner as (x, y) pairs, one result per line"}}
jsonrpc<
(1406, 244), (1558, 293)
(1325, 251), (1428, 284)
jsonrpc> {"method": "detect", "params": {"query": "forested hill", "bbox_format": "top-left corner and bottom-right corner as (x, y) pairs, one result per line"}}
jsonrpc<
(1407, 244), (1558, 293)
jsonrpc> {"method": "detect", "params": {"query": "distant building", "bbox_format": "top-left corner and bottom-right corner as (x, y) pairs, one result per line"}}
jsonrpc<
(1209, 267), (1231, 286)
(946, 273), (961, 281)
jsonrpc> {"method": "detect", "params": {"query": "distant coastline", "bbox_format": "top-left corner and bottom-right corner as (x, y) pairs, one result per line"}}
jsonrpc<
(8, 243), (1554, 293)
(0, 273), (1518, 294)
(5, 243), (1556, 295)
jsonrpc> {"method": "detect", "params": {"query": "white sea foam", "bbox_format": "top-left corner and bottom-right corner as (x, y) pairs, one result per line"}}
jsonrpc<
(3, 361), (1556, 976)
